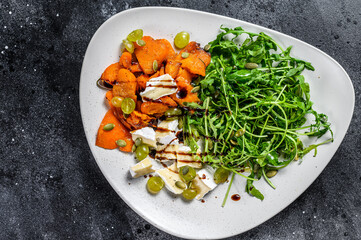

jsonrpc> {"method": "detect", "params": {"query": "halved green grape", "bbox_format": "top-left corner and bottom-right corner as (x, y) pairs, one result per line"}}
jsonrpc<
(179, 166), (196, 183)
(121, 97), (136, 114)
(164, 108), (182, 117)
(134, 137), (142, 147)
(123, 39), (134, 53)
(174, 31), (190, 49)
(165, 116), (178, 121)
(127, 29), (143, 42)
(214, 167), (230, 184)
(182, 188), (197, 200)
(147, 176), (164, 194)
(135, 144), (149, 161)
(111, 96), (123, 108)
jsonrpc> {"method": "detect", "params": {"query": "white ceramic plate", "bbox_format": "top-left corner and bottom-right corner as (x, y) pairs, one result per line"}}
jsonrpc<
(79, 7), (354, 239)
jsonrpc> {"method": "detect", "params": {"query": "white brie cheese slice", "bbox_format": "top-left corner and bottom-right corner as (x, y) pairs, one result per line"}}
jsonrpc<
(155, 119), (179, 149)
(156, 167), (183, 194)
(140, 74), (177, 100)
(156, 144), (178, 163)
(197, 168), (217, 190)
(131, 127), (156, 147)
(192, 175), (212, 200)
(176, 144), (202, 169)
(157, 119), (179, 132)
(129, 158), (154, 178)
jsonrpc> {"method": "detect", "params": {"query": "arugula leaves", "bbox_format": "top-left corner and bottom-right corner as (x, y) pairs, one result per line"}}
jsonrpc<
(182, 26), (333, 201)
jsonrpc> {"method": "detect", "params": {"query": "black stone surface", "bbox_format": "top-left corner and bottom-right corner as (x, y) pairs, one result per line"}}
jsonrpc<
(1, 0), (360, 239)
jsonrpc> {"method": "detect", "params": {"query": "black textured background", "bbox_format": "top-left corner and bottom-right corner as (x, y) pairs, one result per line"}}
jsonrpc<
(1, 0), (360, 239)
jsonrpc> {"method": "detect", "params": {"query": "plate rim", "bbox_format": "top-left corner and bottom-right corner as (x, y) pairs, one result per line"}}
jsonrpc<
(79, 6), (355, 239)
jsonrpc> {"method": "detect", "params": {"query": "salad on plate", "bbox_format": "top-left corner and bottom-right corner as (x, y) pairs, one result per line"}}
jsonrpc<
(95, 26), (333, 205)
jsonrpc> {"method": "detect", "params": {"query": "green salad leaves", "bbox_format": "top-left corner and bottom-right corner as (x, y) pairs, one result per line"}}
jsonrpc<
(182, 26), (333, 202)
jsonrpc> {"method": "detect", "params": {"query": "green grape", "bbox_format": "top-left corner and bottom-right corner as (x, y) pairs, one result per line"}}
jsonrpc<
(174, 31), (190, 49)
(164, 108), (182, 117)
(123, 39), (134, 53)
(111, 96), (123, 108)
(182, 188), (197, 200)
(134, 137), (142, 147)
(135, 144), (149, 161)
(127, 29), (143, 42)
(213, 167), (230, 184)
(147, 176), (164, 194)
(121, 97), (136, 114)
(179, 166), (196, 183)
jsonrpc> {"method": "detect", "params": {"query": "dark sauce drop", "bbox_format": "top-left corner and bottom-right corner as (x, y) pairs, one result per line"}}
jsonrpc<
(149, 149), (156, 159)
(231, 194), (241, 201)
(176, 131), (184, 143)
(201, 174), (206, 179)
(201, 199), (205, 203)
(177, 88), (188, 99)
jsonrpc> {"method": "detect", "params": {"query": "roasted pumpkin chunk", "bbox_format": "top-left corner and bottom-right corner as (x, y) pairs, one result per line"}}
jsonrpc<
(125, 110), (154, 130)
(176, 68), (196, 85)
(113, 69), (137, 101)
(158, 96), (177, 107)
(119, 52), (132, 68)
(101, 63), (120, 84)
(96, 109), (133, 152)
(134, 36), (169, 75)
(165, 58), (181, 79)
(176, 41), (211, 76)
(136, 74), (149, 92)
(141, 102), (169, 116)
